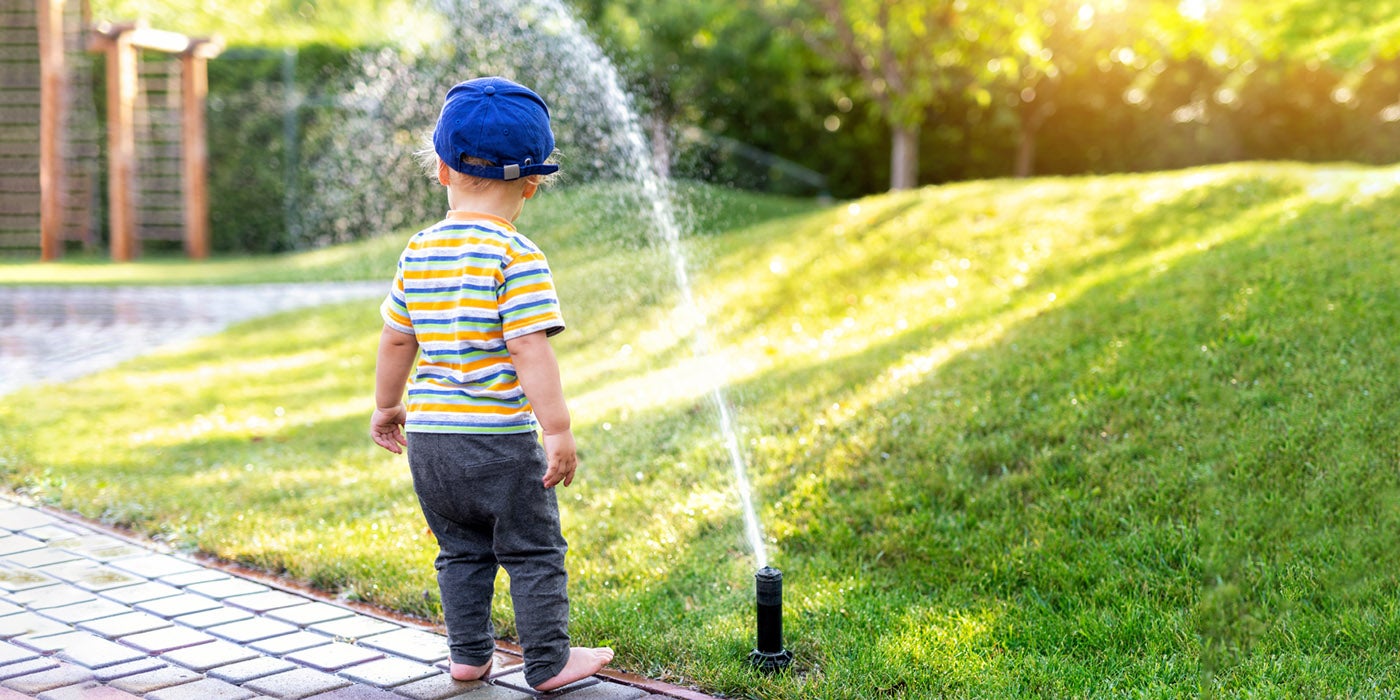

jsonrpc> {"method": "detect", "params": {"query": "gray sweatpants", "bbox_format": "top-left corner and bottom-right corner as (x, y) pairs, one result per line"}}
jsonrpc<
(406, 431), (570, 688)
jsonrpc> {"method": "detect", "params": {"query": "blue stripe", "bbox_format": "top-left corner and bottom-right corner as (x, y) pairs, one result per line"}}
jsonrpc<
(416, 367), (517, 384)
(412, 315), (500, 327)
(407, 281), (498, 293)
(501, 298), (558, 314)
(404, 251), (507, 265)
(420, 346), (508, 359)
(409, 388), (525, 402)
(409, 418), (536, 428)
(416, 344), (505, 357)
(503, 269), (549, 283)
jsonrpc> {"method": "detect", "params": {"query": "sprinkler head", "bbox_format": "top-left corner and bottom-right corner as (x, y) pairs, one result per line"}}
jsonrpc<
(749, 566), (793, 672)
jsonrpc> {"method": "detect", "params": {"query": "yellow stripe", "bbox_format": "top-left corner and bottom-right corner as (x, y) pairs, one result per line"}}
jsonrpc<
(415, 330), (503, 344)
(499, 281), (554, 300)
(409, 235), (508, 250)
(412, 298), (497, 312)
(404, 267), (502, 281)
(503, 313), (561, 334)
(409, 402), (526, 415)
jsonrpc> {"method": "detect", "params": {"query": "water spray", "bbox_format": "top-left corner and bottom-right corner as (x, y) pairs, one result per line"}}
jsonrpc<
(749, 566), (792, 672)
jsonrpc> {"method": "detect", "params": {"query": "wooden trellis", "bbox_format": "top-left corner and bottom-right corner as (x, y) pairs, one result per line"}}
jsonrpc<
(2, 0), (99, 257)
(89, 20), (221, 261)
(1, 0), (220, 261)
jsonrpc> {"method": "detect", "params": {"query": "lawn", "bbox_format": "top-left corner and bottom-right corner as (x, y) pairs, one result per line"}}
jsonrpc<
(3, 163), (1399, 698)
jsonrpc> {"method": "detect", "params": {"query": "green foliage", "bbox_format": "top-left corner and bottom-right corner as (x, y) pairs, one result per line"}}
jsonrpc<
(89, 0), (407, 47)
(204, 45), (368, 253)
(57, 0), (1400, 253)
(5, 166), (1400, 696)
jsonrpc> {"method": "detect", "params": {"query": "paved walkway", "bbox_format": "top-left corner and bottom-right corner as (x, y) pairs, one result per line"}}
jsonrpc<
(0, 495), (712, 700)
(0, 285), (719, 699)
(0, 284), (387, 396)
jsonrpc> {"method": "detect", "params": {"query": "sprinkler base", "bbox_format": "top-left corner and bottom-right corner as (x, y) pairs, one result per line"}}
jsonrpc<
(748, 647), (793, 673)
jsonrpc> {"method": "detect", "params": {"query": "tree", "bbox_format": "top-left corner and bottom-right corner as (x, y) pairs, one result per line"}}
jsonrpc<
(984, 0), (1254, 178)
(760, 0), (1015, 190)
(571, 0), (845, 193)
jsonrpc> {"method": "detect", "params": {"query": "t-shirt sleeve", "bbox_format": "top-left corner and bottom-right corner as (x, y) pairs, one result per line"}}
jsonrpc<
(499, 247), (565, 340)
(380, 259), (414, 335)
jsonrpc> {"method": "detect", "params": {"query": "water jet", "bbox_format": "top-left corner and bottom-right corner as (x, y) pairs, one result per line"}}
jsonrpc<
(748, 566), (792, 672)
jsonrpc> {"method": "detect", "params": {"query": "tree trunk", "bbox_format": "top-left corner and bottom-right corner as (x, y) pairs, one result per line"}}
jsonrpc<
(1014, 119), (1036, 178)
(650, 111), (671, 180)
(890, 124), (919, 191)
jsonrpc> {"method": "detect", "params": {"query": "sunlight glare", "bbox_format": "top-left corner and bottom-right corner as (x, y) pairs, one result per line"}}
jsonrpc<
(1178, 0), (1215, 22)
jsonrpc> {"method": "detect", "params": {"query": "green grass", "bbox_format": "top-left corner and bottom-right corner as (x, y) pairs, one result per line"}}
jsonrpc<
(3, 164), (1399, 698)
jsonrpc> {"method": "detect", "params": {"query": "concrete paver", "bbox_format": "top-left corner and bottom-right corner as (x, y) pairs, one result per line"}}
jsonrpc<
(144, 676), (256, 700)
(206, 657), (298, 684)
(87, 657), (167, 682)
(174, 607), (255, 630)
(284, 643), (384, 672)
(48, 632), (148, 668)
(249, 631), (336, 656)
(105, 666), (203, 694)
(98, 581), (182, 605)
(35, 682), (141, 700)
(386, 673), (487, 700)
(78, 611), (174, 639)
(207, 617), (299, 644)
(5, 585), (94, 611)
(266, 603), (355, 628)
(159, 640), (260, 672)
(334, 657), (438, 688)
(0, 659), (60, 683)
(118, 626), (217, 654)
(0, 663), (93, 695)
(242, 667), (351, 699)
(355, 629), (448, 664)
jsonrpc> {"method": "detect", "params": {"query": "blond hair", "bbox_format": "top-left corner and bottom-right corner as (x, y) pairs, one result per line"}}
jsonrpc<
(416, 140), (555, 192)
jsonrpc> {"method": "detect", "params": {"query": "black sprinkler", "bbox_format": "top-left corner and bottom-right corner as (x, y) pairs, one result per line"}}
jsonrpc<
(749, 566), (793, 672)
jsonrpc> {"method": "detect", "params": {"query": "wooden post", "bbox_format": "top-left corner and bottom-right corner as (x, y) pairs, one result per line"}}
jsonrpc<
(98, 25), (139, 262)
(37, 0), (67, 261)
(180, 47), (210, 259)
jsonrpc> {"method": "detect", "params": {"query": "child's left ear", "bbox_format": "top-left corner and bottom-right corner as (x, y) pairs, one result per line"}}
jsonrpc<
(437, 160), (452, 187)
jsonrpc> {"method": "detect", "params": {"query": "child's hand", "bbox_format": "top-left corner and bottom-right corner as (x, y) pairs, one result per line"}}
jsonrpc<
(541, 429), (577, 488)
(370, 404), (408, 454)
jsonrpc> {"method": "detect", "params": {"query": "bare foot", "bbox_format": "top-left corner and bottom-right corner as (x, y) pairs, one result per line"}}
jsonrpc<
(449, 659), (492, 681)
(532, 646), (615, 692)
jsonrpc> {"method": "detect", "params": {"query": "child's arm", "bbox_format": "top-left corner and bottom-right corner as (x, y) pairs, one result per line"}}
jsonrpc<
(507, 330), (576, 488)
(371, 325), (419, 454)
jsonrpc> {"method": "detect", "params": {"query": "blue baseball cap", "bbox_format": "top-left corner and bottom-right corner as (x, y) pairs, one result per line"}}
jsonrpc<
(433, 77), (559, 181)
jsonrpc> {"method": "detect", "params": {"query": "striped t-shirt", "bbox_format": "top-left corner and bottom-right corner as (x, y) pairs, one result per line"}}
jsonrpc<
(380, 210), (565, 434)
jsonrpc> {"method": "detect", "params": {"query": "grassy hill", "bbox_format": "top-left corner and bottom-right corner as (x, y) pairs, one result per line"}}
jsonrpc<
(3, 163), (1398, 697)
